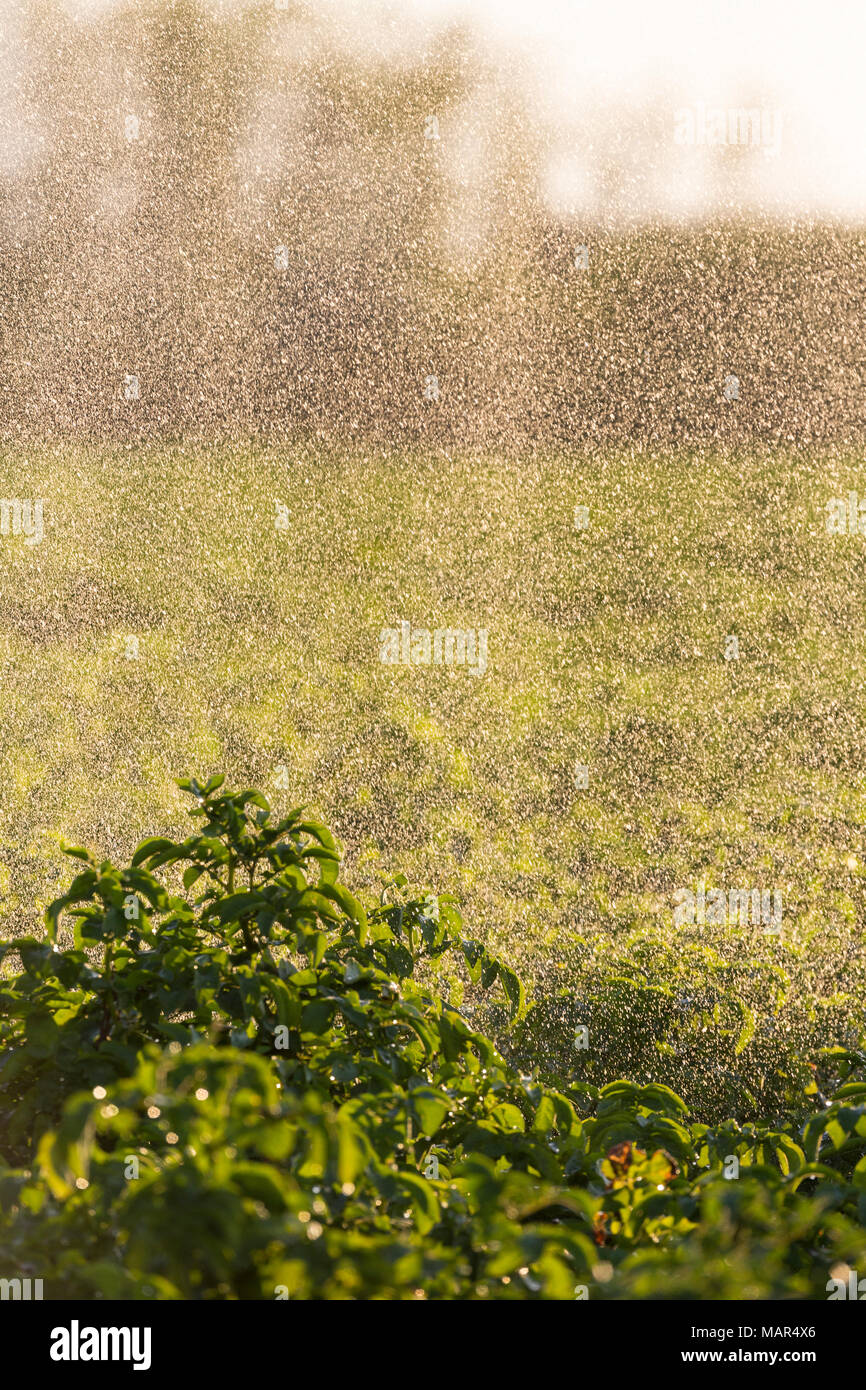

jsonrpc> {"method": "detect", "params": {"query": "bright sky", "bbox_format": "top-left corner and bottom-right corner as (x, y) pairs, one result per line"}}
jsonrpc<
(16, 0), (866, 218)
(407, 0), (866, 218)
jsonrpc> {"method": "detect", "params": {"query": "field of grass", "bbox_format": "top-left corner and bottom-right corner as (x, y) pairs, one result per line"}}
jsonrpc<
(1, 441), (865, 1122)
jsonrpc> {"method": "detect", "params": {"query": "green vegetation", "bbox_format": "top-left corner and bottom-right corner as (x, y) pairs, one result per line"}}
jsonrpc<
(1, 444), (865, 1103)
(0, 777), (864, 1299)
(1, 443), (865, 1297)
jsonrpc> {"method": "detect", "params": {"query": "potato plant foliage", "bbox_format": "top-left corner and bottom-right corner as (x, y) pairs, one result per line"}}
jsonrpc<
(1, 778), (865, 1299)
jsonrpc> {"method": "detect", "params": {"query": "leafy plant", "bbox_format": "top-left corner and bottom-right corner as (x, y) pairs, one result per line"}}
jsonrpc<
(1, 778), (865, 1299)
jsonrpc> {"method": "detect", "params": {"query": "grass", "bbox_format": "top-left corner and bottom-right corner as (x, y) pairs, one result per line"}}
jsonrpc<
(1, 440), (864, 1117)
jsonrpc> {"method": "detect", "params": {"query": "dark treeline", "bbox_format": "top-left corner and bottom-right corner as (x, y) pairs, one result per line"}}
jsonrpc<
(1, 0), (864, 448)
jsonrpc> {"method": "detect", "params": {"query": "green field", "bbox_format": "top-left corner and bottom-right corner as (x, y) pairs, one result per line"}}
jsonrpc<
(1, 442), (865, 1117)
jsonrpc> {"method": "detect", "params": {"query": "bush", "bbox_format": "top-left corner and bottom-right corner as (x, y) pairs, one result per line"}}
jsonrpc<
(1, 778), (865, 1299)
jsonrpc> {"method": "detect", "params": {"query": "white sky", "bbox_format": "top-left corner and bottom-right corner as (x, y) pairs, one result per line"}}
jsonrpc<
(13, 0), (866, 218)
(405, 0), (866, 219)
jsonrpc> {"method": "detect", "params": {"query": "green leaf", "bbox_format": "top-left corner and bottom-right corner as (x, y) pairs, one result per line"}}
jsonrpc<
(460, 939), (485, 985)
(532, 1095), (556, 1134)
(637, 1084), (690, 1116)
(410, 1087), (450, 1137)
(481, 955), (499, 990)
(316, 883), (368, 939)
(336, 1113), (369, 1185)
(392, 1171), (439, 1235)
(265, 978), (302, 1028)
(230, 1163), (287, 1211)
(499, 965), (525, 1023)
(833, 1082), (866, 1101)
(306, 932), (327, 968)
(301, 1000), (333, 1036)
(206, 892), (265, 925)
(488, 1102), (525, 1133)
(131, 838), (179, 868)
(293, 821), (338, 852)
(734, 1001), (756, 1056)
